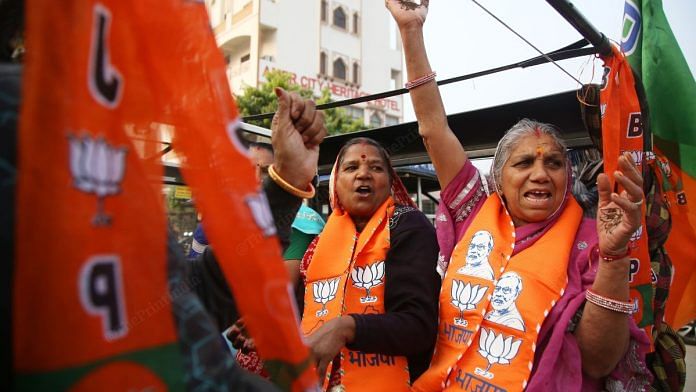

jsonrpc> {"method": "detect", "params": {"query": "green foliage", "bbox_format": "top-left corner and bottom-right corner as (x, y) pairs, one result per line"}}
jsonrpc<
(235, 69), (367, 135)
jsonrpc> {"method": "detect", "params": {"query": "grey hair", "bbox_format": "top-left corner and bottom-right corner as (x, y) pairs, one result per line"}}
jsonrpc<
(490, 119), (567, 194)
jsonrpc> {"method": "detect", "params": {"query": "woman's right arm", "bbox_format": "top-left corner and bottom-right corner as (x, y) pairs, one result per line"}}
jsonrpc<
(387, 0), (467, 189)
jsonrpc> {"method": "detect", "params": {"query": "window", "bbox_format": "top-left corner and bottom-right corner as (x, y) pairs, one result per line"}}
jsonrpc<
(352, 62), (360, 84)
(347, 107), (364, 121)
(333, 7), (346, 29)
(390, 69), (401, 90)
(321, 0), (328, 22)
(370, 112), (382, 128)
(353, 12), (359, 34)
(240, 53), (250, 73)
(333, 58), (346, 80)
(385, 115), (399, 126)
(320, 52), (327, 75)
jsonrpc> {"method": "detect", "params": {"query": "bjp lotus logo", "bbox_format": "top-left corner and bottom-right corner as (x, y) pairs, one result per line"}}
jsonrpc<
(475, 328), (522, 379)
(312, 278), (340, 317)
(351, 261), (385, 303)
(69, 135), (127, 226)
(630, 225), (643, 242)
(451, 280), (487, 326)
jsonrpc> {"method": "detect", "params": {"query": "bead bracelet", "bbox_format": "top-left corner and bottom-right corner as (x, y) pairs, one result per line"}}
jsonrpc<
(585, 290), (637, 314)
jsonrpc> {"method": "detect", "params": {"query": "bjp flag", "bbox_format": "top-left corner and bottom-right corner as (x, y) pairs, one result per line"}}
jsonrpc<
(15, 0), (316, 390)
(621, 0), (696, 329)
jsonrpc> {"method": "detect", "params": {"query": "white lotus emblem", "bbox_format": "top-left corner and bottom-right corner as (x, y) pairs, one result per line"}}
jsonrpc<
(245, 193), (276, 237)
(313, 278), (340, 317)
(475, 328), (522, 379)
(69, 134), (126, 226)
(630, 225), (643, 242)
(351, 261), (385, 303)
(451, 280), (487, 326)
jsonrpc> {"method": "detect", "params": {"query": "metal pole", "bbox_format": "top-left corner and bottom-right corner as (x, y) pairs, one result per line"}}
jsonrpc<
(417, 177), (423, 211)
(546, 0), (612, 56)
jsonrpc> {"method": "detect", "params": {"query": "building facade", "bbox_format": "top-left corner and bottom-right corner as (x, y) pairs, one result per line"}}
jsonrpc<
(205, 0), (404, 127)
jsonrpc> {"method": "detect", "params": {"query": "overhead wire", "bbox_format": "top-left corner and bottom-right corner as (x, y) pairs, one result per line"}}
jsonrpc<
(469, 0), (584, 86)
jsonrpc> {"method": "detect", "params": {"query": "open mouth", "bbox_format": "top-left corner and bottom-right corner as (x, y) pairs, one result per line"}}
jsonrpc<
(524, 190), (552, 203)
(355, 185), (372, 197)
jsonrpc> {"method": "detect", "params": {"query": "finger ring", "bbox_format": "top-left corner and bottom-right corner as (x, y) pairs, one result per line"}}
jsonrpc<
(633, 199), (644, 206)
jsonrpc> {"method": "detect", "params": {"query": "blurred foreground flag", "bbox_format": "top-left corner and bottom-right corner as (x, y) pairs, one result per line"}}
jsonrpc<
(15, 0), (316, 390)
(621, 0), (696, 328)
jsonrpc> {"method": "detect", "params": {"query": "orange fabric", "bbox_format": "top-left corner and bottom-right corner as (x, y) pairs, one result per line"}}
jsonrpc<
(15, 0), (315, 390)
(414, 195), (582, 392)
(600, 45), (654, 340)
(653, 150), (696, 327)
(15, 0), (177, 376)
(70, 362), (168, 391)
(301, 197), (410, 391)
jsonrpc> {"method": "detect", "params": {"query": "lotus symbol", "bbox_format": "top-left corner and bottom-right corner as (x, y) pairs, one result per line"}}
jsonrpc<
(351, 261), (385, 303)
(313, 278), (340, 317)
(69, 135), (127, 226)
(450, 280), (487, 326)
(630, 225), (643, 242)
(475, 328), (522, 379)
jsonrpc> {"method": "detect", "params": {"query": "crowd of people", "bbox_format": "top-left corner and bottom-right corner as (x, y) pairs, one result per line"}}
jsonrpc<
(187, 2), (655, 391)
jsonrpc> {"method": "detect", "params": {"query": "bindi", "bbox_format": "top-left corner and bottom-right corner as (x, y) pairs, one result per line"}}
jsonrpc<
(536, 145), (544, 157)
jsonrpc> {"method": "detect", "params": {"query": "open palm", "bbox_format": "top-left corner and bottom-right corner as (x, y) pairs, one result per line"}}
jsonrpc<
(595, 154), (644, 256)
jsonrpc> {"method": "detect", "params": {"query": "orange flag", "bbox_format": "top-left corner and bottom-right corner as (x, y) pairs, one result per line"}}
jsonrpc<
(600, 45), (654, 342)
(15, 0), (316, 390)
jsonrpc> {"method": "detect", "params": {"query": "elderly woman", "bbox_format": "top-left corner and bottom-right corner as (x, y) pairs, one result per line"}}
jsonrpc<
(235, 137), (440, 391)
(387, 1), (651, 391)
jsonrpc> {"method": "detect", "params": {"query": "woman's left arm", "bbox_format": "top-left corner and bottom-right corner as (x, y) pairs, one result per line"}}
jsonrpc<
(575, 153), (644, 379)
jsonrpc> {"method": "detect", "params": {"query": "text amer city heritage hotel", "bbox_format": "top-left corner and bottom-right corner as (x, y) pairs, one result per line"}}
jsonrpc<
(205, 0), (404, 127)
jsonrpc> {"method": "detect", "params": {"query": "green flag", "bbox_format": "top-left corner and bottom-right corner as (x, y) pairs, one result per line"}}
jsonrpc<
(621, 0), (696, 329)
(621, 0), (696, 174)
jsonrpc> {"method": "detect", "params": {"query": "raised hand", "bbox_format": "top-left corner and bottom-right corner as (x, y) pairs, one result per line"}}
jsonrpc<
(271, 87), (326, 190)
(595, 153), (644, 257)
(385, 0), (429, 29)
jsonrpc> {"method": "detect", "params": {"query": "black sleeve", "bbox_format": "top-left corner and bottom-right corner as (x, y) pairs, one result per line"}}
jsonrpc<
(347, 210), (441, 358)
(262, 175), (303, 252)
(188, 177), (303, 331)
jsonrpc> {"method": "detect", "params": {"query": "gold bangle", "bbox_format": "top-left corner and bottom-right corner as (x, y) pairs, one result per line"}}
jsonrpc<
(267, 164), (316, 199)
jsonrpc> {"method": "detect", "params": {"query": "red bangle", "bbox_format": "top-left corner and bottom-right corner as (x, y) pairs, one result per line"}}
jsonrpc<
(598, 246), (630, 262)
(405, 71), (436, 90)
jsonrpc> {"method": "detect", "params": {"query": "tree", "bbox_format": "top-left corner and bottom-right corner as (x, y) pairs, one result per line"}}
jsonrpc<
(235, 69), (366, 135)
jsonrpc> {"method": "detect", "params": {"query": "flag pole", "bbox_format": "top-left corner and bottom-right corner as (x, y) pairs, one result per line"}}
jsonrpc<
(546, 0), (612, 56)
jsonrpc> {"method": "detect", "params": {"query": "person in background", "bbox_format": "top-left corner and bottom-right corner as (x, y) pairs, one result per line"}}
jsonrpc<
(188, 141), (325, 307)
(387, 1), (651, 390)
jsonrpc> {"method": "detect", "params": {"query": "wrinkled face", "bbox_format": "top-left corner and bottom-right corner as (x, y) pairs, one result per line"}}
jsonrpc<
(249, 146), (274, 181)
(500, 134), (567, 227)
(335, 144), (391, 220)
(491, 275), (520, 311)
(466, 232), (492, 266)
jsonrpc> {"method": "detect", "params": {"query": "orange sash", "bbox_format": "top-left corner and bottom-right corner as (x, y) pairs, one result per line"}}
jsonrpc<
(414, 195), (582, 392)
(301, 197), (410, 391)
(600, 45), (653, 342)
(15, 0), (315, 390)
